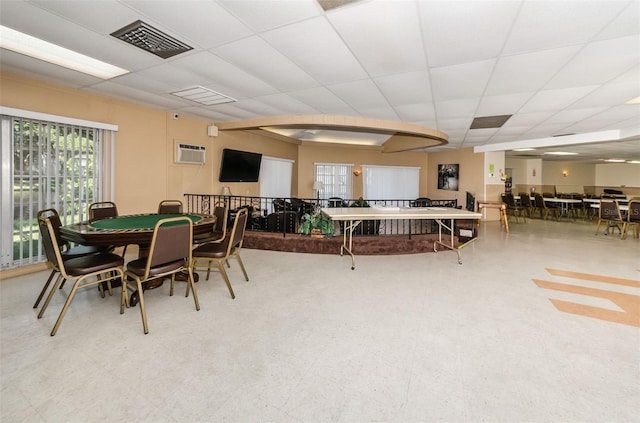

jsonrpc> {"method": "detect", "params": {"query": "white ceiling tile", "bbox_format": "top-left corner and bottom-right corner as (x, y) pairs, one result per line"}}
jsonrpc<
(395, 103), (436, 122)
(168, 52), (278, 99)
(213, 36), (319, 92)
(434, 98), (480, 120)
(228, 99), (285, 117)
(503, 1), (629, 55)
(253, 93), (319, 115)
(593, 1), (640, 41)
(327, 0), (427, 77)
(545, 35), (640, 89)
(419, 1), (521, 67)
(122, 1), (251, 49)
(328, 79), (389, 110)
(485, 46), (580, 96)
(288, 87), (354, 115)
(519, 86), (599, 113)
(569, 65), (640, 108)
(430, 59), (495, 101)
(437, 117), (474, 132)
(476, 92), (533, 117)
(358, 107), (400, 121)
(261, 17), (367, 85)
(502, 112), (555, 127)
(218, 0), (321, 32)
(543, 108), (608, 124)
(374, 71), (433, 106)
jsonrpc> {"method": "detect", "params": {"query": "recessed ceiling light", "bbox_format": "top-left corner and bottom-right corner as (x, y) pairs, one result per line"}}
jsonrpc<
(627, 160), (640, 164)
(544, 152), (578, 156)
(171, 86), (236, 106)
(513, 148), (536, 151)
(604, 158), (625, 162)
(625, 96), (640, 105)
(0, 25), (128, 79)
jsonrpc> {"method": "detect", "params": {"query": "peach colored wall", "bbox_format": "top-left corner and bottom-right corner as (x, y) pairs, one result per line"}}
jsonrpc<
(297, 142), (429, 199)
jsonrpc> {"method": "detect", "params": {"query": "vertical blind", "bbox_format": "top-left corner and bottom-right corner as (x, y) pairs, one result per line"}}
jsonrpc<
(260, 156), (293, 213)
(1, 111), (116, 269)
(362, 165), (420, 201)
(314, 162), (353, 200)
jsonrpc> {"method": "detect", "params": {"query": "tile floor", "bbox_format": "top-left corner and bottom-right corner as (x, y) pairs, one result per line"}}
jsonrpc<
(1, 219), (639, 422)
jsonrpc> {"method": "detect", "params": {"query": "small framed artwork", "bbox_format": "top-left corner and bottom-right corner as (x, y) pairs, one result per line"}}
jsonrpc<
(438, 164), (459, 191)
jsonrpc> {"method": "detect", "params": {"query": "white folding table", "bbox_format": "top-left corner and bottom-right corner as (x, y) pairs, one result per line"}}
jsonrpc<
(321, 206), (482, 269)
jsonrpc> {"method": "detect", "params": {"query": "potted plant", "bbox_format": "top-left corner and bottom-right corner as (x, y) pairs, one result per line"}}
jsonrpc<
(299, 212), (334, 238)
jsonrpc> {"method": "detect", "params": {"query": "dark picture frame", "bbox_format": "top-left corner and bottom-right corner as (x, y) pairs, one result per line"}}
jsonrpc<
(437, 164), (459, 191)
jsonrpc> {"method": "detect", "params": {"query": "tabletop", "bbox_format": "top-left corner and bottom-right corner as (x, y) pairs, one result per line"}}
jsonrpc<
(321, 206), (482, 221)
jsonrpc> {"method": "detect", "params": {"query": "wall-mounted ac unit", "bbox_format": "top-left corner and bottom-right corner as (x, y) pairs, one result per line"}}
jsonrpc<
(175, 142), (206, 165)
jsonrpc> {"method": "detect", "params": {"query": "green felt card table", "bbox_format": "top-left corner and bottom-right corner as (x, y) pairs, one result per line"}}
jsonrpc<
(60, 213), (216, 251)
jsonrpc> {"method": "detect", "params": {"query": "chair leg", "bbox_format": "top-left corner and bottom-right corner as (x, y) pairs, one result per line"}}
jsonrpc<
(50, 279), (81, 336)
(38, 274), (64, 319)
(234, 252), (249, 282)
(595, 219), (602, 235)
(34, 270), (57, 309)
(217, 261), (236, 299)
(187, 268), (200, 310)
(135, 278), (149, 334)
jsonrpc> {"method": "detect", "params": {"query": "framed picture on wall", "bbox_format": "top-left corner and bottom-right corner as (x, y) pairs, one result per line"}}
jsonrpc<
(437, 164), (459, 191)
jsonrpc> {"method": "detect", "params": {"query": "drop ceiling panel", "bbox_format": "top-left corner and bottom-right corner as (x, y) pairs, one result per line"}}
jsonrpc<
(374, 71), (433, 106)
(545, 35), (640, 89)
(485, 46), (580, 96)
(519, 86), (599, 113)
(327, 1), (427, 77)
(288, 87), (354, 115)
(328, 79), (390, 110)
(253, 93), (319, 115)
(430, 59), (495, 101)
(213, 36), (318, 92)
(394, 103), (436, 122)
(543, 108), (608, 124)
(434, 98), (480, 120)
(503, 1), (628, 55)
(218, 0), (321, 33)
(419, 1), (520, 67)
(261, 16), (368, 85)
(358, 106), (400, 121)
(476, 92), (533, 116)
(167, 52), (278, 99)
(593, 1), (640, 41)
(122, 1), (251, 49)
(501, 112), (555, 127)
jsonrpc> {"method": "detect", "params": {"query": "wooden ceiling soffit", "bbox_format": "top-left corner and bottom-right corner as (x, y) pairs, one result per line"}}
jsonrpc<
(216, 115), (447, 151)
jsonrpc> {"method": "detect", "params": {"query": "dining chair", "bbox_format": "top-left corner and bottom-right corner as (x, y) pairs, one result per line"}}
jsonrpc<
(158, 199), (183, 214)
(595, 200), (624, 237)
(88, 201), (127, 258)
(621, 200), (640, 240)
(192, 208), (249, 300)
(34, 209), (106, 309)
(192, 202), (228, 245)
(37, 216), (125, 336)
(517, 193), (533, 218)
(533, 193), (560, 220)
(503, 193), (525, 223)
(123, 216), (199, 334)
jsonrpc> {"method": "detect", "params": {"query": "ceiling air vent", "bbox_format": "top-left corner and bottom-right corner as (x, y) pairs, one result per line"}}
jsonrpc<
(470, 115), (512, 129)
(111, 20), (193, 59)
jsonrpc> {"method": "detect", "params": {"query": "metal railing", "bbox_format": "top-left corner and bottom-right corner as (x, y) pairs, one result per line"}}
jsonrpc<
(184, 194), (458, 237)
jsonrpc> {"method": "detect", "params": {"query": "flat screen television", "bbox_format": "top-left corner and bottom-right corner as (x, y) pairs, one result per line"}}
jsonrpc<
(218, 148), (262, 182)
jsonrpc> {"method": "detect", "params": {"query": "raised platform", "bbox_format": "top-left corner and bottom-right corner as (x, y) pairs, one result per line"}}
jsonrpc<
(243, 231), (459, 255)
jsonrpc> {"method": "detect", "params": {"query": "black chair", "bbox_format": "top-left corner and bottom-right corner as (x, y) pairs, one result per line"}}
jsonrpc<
(328, 197), (347, 207)
(266, 211), (298, 233)
(193, 208), (250, 300)
(34, 209), (108, 308)
(503, 193), (524, 223)
(518, 192), (533, 217)
(533, 193), (560, 220)
(411, 197), (431, 207)
(37, 216), (125, 336)
(273, 198), (295, 212)
(158, 200), (183, 214)
(124, 216), (199, 334)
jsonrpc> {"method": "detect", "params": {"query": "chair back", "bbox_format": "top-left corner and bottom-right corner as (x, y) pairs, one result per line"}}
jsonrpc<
(37, 209), (69, 251)
(518, 193), (532, 207)
(599, 200), (621, 221)
(89, 201), (118, 222)
(412, 197), (431, 207)
(38, 217), (66, 276)
(229, 208), (248, 250)
(503, 193), (516, 207)
(213, 204), (228, 233)
(628, 200), (640, 223)
(267, 211), (297, 233)
(144, 217), (193, 278)
(533, 193), (545, 208)
(158, 200), (183, 214)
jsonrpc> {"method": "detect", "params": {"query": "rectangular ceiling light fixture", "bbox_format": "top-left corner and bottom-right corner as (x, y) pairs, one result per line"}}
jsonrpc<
(171, 86), (237, 106)
(470, 115), (512, 129)
(0, 25), (128, 79)
(317, 0), (362, 11)
(111, 20), (192, 59)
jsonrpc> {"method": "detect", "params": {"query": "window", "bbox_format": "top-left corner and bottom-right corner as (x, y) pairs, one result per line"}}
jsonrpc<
(314, 163), (353, 201)
(260, 156), (293, 213)
(362, 165), (420, 203)
(0, 108), (117, 269)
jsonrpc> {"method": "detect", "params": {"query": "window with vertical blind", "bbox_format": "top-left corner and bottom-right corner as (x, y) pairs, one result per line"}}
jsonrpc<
(362, 165), (420, 201)
(314, 162), (353, 201)
(0, 108), (117, 269)
(260, 156), (293, 213)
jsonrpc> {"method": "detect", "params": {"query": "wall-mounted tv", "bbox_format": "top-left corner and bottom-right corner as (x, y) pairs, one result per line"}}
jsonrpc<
(218, 148), (262, 182)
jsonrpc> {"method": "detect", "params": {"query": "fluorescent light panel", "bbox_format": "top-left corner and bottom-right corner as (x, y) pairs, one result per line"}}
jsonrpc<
(171, 86), (236, 106)
(604, 158), (625, 162)
(544, 151), (578, 156)
(0, 25), (128, 79)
